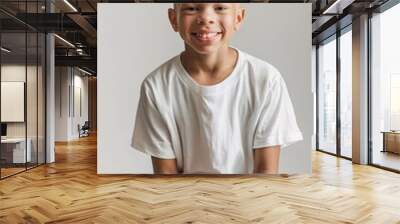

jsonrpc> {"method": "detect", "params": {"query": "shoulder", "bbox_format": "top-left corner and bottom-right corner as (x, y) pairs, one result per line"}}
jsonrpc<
(140, 55), (180, 92)
(238, 50), (283, 89)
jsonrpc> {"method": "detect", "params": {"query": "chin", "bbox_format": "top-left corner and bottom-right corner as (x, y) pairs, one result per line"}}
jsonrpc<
(194, 47), (218, 55)
(187, 44), (226, 55)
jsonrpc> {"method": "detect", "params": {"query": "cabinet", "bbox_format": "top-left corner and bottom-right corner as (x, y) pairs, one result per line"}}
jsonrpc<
(0, 138), (32, 164)
(382, 131), (400, 154)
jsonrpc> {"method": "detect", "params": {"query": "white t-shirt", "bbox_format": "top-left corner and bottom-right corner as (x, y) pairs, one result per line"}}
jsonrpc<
(131, 49), (303, 174)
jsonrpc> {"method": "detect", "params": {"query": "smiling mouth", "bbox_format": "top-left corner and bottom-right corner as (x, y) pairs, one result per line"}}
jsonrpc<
(191, 32), (222, 41)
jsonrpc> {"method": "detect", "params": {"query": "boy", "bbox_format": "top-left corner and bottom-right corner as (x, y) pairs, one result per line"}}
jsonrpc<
(131, 3), (303, 174)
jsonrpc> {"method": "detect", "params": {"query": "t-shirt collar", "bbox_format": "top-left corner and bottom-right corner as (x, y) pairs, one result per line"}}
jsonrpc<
(176, 46), (243, 96)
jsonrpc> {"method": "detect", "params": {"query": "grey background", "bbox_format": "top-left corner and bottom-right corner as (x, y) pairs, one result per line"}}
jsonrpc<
(97, 3), (312, 174)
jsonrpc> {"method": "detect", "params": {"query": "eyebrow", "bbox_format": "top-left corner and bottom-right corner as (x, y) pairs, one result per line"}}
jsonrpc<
(175, 3), (240, 9)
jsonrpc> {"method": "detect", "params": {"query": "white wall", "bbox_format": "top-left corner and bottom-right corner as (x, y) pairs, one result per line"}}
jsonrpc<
(1, 65), (40, 138)
(55, 67), (70, 141)
(55, 67), (89, 141)
(72, 72), (89, 138)
(98, 3), (313, 174)
(1, 64), (46, 163)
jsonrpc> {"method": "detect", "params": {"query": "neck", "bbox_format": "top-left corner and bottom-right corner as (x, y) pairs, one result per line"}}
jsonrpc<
(180, 46), (238, 81)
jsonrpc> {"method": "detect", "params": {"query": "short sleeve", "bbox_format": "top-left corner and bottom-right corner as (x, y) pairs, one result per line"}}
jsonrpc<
(131, 81), (176, 159)
(253, 75), (303, 149)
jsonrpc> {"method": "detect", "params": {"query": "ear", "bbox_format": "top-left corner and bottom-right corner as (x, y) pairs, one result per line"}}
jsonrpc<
(234, 7), (245, 31)
(168, 8), (179, 32)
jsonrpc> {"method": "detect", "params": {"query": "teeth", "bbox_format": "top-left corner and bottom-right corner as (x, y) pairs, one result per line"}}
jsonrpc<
(193, 32), (220, 39)
(198, 33), (216, 37)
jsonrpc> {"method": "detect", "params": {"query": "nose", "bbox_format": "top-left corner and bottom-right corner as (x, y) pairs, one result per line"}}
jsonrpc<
(196, 8), (215, 25)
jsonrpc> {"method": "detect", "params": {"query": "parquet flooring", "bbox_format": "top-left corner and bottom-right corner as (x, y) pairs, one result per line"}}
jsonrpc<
(1, 134), (400, 223)
(0, 167), (25, 178)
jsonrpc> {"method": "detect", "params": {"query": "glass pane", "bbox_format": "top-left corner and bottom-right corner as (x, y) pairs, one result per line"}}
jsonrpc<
(1, 32), (27, 178)
(340, 29), (352, 158)
(27, 31), (38, 169)
(371, 3), (400, 171)
(38, 32), (45, 165)
(318, 37), (337, 154)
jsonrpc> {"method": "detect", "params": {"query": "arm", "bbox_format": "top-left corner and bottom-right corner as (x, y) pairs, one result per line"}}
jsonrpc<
(253, 145), (280, 174)
(151, 156), (179, 174)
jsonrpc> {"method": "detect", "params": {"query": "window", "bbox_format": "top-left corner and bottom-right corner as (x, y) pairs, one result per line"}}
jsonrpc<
(340, 28), (352, 158)
(0, 1), (47, 179)
(318, 36), (337, 155)
(371, 2), (400, 171)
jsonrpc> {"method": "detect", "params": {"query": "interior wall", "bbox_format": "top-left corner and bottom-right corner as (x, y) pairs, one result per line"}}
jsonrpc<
(72, 71), (89, 138)
(1, 63), (45, 167)
(88, 77), (97, 132)
(54, 66), (89, 141)
(55, 66), (70, 141)
(1, 65), (40, 139)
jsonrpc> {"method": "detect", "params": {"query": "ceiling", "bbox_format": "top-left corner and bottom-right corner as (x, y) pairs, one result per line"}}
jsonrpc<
(0, 0), (393, 75)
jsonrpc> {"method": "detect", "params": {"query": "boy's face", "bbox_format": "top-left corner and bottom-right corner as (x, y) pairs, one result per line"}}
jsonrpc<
(168, 3), (245, 55)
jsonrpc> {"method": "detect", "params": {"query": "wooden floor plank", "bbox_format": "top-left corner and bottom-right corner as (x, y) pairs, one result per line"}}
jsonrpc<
(0, 134), (400, 223)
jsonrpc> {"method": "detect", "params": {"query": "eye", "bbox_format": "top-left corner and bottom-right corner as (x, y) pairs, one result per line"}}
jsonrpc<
(183, 7), (198, 12)
(215, 6), (227, 11)
(215, 4), (229, 11)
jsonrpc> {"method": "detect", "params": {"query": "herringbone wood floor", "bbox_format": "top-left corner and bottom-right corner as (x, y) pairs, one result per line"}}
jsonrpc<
(1, 134), (400, 224)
